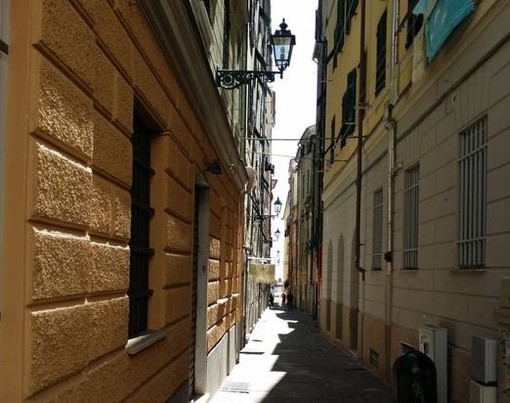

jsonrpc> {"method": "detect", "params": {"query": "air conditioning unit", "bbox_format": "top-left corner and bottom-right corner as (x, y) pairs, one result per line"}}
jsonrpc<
(472, 336), (497, 384)
(469, 380), (496, 403)
(419, 324), (447, 403)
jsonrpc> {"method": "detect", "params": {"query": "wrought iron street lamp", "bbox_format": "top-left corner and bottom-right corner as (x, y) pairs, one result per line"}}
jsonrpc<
(274, 228), (281, 241)
(216, 19), (296, 89)
(254, 196), (283, 221)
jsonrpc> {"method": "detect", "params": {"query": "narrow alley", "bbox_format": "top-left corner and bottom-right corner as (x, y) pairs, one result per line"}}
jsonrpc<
(210, 308), (393, 403)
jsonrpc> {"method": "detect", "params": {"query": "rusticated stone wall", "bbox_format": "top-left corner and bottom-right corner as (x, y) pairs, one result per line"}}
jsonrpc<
(1, 0), (243, 401)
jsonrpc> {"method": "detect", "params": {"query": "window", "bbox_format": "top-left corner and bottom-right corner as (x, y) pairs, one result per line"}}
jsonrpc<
(128, 117), (155, 338)
(406, 0), (424, 48)
(333, 0), (346, 68)
(222, 0), (230, 68)
(458, 116), (487, 268)
(346, 0), (359, 34)
(372, 189), (384, 270)
(375, 9), (387, 96)
(329, 116), (336, 164)
(404, 166), (419, 269)
(340, 68), (357, 147)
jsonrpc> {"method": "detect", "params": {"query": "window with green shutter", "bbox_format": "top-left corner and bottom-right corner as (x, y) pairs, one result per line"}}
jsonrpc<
(375, 9), (387, 96)
(340, 68), (356, 147)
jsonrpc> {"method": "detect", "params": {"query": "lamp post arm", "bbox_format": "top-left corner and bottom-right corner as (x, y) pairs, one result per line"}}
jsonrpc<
(216, 69), (283, 90)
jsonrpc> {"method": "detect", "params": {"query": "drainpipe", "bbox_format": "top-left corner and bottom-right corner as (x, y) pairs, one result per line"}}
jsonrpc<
(384, 0), (400, 377)
(355, 0), (366, 359)
(384, 108), (396, 377)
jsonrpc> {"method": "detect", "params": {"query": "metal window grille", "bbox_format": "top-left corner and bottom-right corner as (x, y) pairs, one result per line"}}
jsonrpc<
(372, 189), (384, 270)
(404, 166), (419, 269)
(128, 118), (155, 338)
(457, 116), (487, 268)
(375, 9), (387, 96)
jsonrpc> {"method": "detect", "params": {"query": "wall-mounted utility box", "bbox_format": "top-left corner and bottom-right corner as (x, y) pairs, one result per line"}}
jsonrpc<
(469, 380), (497, 403)
(501, 277), (510, 308)
(472, 336), (497, 384)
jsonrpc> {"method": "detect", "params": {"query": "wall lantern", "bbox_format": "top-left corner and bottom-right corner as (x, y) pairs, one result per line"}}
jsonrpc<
(274, 228), (281, 241)
(216, 19), (296, 90)
(254, 196), (283, 221)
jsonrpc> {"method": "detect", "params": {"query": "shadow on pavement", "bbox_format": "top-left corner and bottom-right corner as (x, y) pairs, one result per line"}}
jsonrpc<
(260, 310), (393, 403)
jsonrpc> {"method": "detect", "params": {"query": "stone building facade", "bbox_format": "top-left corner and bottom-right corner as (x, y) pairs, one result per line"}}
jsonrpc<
(0, 1), (264, 401)
(316, 0), (510, 401)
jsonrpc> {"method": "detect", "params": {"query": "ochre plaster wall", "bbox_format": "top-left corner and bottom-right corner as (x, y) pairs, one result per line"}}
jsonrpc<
(1, 0), (243, 401)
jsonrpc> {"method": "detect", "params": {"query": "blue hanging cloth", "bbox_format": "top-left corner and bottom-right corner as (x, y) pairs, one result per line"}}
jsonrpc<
(413, 0), (475, 61)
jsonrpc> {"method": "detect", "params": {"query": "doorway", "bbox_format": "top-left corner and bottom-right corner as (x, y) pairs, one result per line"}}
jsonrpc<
(189, 181), (210, 399)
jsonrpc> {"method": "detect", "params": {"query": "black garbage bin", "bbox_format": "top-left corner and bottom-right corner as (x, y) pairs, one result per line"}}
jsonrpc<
(393, 350), (437, 403)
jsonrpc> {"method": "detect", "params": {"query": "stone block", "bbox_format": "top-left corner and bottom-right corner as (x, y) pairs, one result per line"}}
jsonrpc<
(90, 175), (131, 240)
(38, 0), (96, 89)
(209, 259), (220, 281)
(36, 58), (94, 161)
(167, 175), (192, 220)
(207, 281), (220, 306)
(128, 354), (188, 403)
(113, 73), (133, 133)
(78, 0), (134, 79)
(93, 48), (116, 114)
(89, 297), (129, 361)
(90, 241), (129, 293)
(166, 215), (192, 253)
(164, 253), (191, 287)
(167, 107), (192, 158)
(93, 113), (132, 186)
(30, 141), (92, 227)
(209, 213), (221, 239)
(219, 278), (231, 299)
(164, 286), (190, 325)
(207, 304), (219, 329)
(166, 141), (192, 191)
(29, 304), (92, 394)
(133, 50), (168, 125)
(30, 227), (90, 302)
(209, 238), (220, 260)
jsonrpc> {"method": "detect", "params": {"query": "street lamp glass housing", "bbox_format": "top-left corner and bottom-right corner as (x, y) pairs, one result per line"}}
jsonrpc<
(274, 228), (281, 241)
(273, 197), (282, 215)
(271, 19), (296, 73)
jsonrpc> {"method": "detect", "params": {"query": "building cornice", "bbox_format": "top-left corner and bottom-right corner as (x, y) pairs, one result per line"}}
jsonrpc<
(138, 0), (247, 192)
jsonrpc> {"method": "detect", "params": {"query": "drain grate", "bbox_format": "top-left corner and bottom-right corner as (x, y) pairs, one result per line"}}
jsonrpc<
(220, 381), (250, 394)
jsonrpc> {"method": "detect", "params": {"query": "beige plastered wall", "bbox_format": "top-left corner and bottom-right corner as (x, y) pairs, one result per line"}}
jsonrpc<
(1, 0), (243, 401)
(322, 1), (510, 402)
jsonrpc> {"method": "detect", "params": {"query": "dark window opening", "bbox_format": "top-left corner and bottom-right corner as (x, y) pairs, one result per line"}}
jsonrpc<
(128, 116), (155, 338)
(406, 0), (424, 48)
(222, 0), (230, 68)
(375, 9), (387, 96)
(346, 0), (359, 34)
(333, 0), (346, 68)
(340, 68), (357, 147)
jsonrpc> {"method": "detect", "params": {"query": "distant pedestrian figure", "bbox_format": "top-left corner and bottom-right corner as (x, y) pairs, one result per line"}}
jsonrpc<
(268, 293), (274, 308)
(281, 292), (286, 308)
(287, 292), (293, 310)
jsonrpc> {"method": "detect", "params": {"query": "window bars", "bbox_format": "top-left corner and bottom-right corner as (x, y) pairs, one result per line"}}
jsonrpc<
(457, 116), (487, 268)
(372, 189), (384, 270)
(404, 166), (419, 269)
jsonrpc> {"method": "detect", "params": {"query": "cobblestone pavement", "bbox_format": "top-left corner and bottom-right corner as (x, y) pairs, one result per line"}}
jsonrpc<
(210, 308), (393, 403)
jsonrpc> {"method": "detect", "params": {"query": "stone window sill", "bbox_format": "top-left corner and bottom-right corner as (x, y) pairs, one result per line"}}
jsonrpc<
(126, 329), (166, 356)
